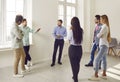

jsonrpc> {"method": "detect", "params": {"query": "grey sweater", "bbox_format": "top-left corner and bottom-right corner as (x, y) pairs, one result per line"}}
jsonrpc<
(11, 23), (23, 49)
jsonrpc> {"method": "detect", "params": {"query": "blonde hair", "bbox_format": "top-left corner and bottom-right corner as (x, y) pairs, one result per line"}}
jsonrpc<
(101, 15), (111, 43)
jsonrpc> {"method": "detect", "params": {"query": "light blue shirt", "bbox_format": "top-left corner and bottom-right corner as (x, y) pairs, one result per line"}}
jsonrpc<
(53, 26), (67, 39)
(20, 26), (34, 46)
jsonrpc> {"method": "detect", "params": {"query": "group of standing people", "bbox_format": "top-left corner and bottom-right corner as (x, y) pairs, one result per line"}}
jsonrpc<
(11, 15), (40, 78)
(11, 14), (111, 82)
(83, 15), (111, 81)
(51, 15), (111, 82)
(88, 15), (111, 81)
(51, 17), (83, 82)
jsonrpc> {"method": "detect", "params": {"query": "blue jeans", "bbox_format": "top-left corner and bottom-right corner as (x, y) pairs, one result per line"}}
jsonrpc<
(94, 45), (108, 72)
(89, 43), (98, 64)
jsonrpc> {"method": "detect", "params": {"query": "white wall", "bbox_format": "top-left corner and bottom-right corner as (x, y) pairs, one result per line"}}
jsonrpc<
(95, 0), (120, 41)
(82, 0), (120, 52)
(79, 0), (96, 52)
(31, 0), (68, 63)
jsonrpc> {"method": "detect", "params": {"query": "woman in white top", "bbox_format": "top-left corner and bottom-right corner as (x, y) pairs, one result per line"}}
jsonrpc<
(89, 15), (111, 81)
(68, 17), (83, 82)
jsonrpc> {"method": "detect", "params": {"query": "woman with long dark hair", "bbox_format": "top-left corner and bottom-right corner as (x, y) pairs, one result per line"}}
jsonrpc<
(68, 17), (83, 82)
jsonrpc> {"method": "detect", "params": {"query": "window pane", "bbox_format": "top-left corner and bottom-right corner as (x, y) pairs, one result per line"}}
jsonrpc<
(66, 16), (71, 28)
(6, 0), (16, 11)
(72, 7), (75, 16)
(67, 6), (71, 16)
(58, 5), (64, 16)
(0, 0), (33, 49)
(6, 27), (11, 41)
(16, 0), (24, 12)
(6, 12), (15, 27)
(59, 0), (64, 1)
(5, 0), (24, 48)
(67, 0), (76, 3)
(66, 6), (76, 29)
(67, 6), (75, 16)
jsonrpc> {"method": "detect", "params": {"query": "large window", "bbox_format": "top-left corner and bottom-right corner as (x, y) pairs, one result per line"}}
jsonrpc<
(0, 0), (32, 49)
(58, 0), (77, 31)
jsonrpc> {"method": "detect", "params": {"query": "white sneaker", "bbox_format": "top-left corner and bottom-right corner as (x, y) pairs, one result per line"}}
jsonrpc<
(21, 69), (28, 75)
(25, 65), (30, 70)
(100, 76), (107, 80)
(88, 76), (100, 81)
(28, 61), (33, 66)
(13, 74), (24, 78)
(21, 67), (30, 75)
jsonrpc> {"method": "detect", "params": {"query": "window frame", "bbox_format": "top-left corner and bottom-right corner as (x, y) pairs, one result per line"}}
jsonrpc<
(58, 0), (78, 28)
(0, 0), (32, 49)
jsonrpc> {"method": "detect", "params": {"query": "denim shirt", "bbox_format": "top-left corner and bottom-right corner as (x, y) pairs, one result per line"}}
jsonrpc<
(20, 26), (34, 46)
(93, 24), (102, 45)
(53, 26), (67, 39)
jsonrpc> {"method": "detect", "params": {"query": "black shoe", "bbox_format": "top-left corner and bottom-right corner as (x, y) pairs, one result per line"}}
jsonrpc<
(72, 76), (78, 82)
(51, 63), (55, 67)
(72, 76), (74, 79)
(99, 66), (101, 69)
(85, 63), (93, 67)
(58, 62), (62, 65)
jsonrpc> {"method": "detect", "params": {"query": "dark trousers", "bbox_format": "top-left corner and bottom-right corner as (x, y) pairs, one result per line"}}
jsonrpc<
(23, 46), (31, 65)
(69, 45), (82, 82)
(52, 39), (64, 64)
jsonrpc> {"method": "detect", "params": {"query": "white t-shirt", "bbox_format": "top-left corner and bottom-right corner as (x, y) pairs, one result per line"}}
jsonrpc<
(68, 30), (81, 46)
(97, 24), (109, 47)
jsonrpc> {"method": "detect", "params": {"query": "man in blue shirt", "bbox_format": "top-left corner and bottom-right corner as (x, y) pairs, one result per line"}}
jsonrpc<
(85, 15), (102, 67)
(51, 20), (67, 67)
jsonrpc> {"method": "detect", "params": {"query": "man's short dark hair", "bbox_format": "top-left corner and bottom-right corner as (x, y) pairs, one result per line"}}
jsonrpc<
(58, 19), (63, 23)
(95, 15), (100, 20)
(15, 15), (23, 23)
(23, 18), (27, 22)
